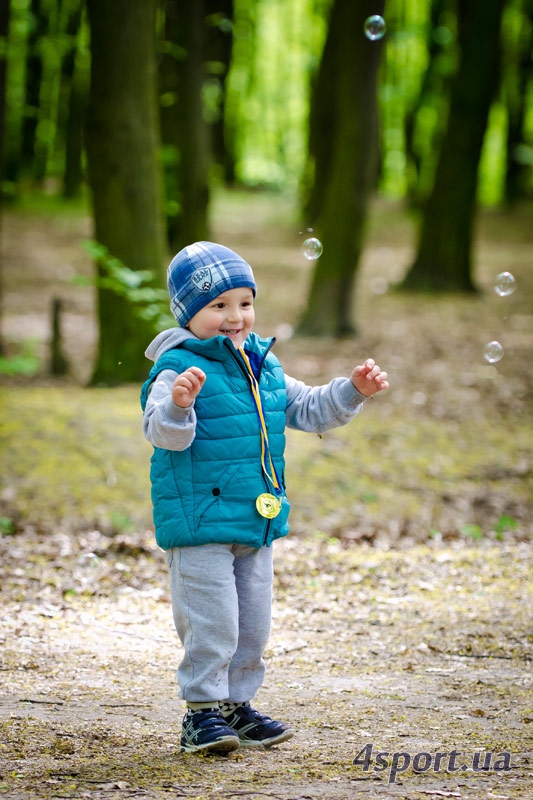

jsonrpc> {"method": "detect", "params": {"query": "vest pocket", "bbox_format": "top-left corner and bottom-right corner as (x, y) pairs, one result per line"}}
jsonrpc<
(193, 463), (243, 527)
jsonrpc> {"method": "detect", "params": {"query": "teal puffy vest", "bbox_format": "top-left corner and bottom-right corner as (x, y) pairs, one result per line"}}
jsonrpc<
(140, 333), (290, 550)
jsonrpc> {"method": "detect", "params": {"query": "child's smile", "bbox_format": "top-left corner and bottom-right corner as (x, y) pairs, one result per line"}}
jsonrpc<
(186, 287), (255, 348)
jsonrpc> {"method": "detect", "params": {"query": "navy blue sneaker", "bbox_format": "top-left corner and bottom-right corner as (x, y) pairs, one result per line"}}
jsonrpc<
(180, 707), (240, 754)
(220, 702), (294, 748)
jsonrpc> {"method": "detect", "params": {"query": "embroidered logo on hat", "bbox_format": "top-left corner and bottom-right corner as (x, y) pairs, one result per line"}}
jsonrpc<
(167, 241), (257, 326)
(191, 267), (212, 292)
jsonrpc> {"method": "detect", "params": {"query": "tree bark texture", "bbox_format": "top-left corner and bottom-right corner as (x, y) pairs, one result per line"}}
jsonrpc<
(299, 0), (386, 336)
(403, 0), (506, 292)
(160, 0), (211, 252)
(205, 0), (235, 183)
(174, 0), (211, 249)
(86, 0), (166, 384)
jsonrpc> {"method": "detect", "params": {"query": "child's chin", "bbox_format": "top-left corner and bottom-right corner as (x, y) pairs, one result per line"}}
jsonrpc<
(224, 333), (245, 347)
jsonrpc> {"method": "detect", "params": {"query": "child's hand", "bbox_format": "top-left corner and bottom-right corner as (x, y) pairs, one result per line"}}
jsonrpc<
(351, 358), (389, 397)
(172, 367), (206, 408)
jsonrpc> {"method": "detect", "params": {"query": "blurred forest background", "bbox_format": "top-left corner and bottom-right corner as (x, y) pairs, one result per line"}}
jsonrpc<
(0, 6), (532, 795)
(0, 0), (532, 379)
(0, 0), (531, 544)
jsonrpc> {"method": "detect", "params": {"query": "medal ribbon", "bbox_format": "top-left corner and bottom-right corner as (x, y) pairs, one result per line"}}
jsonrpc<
(238, 347), (282, 496)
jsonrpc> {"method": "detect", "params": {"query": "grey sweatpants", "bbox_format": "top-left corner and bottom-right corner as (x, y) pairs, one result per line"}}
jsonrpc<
(166, 542), (273, 703)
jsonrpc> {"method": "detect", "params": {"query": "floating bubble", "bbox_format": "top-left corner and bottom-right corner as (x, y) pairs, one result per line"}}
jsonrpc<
(73, 552), (105, 587)
(493, 271), (516, 297)
(274, 323), (294, 342)
(483, 340), (504, 363)
(302, 237), (323, 260)
(364, 15), (387, 41)
(370, 276), (389, 295)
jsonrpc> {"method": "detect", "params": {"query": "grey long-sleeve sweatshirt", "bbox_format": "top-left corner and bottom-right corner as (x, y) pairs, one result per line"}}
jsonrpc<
(143, 328), (367, 451)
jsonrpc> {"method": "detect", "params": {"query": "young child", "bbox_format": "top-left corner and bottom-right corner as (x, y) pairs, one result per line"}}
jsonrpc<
(141, 241), (388, 754)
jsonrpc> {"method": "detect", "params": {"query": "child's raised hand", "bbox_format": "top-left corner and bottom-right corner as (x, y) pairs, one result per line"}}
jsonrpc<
(351, 358), (389, 397)
(172, 367), (206, 408)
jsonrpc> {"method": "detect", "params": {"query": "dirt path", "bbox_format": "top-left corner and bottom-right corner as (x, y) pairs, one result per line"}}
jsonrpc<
(1, 528), (531, 799)
(1, 194), (532, 798)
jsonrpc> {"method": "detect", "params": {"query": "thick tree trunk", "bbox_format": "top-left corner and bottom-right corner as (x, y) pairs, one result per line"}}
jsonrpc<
(402, 0), (505, 292)
(298, 0), (385, 336)
(85, 0), (166, 384)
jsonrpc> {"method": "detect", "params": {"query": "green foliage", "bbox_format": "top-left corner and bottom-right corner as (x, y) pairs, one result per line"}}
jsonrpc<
(225, 0), (330, 188)
(3, 0), (532, 209)
(0, 517), (15, 535)
(4, 0), (91, 189)
(0, 340), (40, 376)
(494, 514), (519, 539)
(462, 523), (484, 540)
(79, 241), (174, 332)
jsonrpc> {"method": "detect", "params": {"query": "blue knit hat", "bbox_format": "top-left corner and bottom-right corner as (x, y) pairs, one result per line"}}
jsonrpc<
(167, 241), (257, 327)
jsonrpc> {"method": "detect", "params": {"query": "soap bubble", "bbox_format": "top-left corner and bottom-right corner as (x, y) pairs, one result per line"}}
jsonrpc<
(483, 341), (504, 363)
(73, 552), (105, 588)
(364, 15), (387, 41)
(274, 323), (294, 342)
(493, 271), (516, 296)
(302, 237), (323, 260)
(370, 276), (389, 295)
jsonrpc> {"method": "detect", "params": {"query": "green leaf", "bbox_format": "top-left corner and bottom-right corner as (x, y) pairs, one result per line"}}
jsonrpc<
(494, 515), (518, 535)
(0, 517), (15, 535)
(462, 523), (483, 540)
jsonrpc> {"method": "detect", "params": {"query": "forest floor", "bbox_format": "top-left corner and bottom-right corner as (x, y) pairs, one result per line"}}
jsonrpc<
(0, 189), (532, 799)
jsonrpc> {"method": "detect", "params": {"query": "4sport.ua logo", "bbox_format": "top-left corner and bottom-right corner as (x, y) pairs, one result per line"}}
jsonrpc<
(353, 742), (512, 784)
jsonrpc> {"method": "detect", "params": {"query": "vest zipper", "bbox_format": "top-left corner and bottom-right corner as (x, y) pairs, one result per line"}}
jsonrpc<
(223, 338), (278, 545)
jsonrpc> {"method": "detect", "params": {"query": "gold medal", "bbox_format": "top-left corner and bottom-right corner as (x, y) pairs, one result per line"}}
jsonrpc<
(256, 493), (281, 519)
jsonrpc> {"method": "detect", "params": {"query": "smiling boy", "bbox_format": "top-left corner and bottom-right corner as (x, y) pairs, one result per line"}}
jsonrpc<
(141, 241), (388, 754)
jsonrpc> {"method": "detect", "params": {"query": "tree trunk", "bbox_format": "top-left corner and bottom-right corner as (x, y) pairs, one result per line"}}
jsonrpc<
(0, 0), (9, 355)
(85, 0), (166, 385)
(403, 0), (455, 208)
(503, 0), (533, 205)
(20, 0), (48, 183)
(205, 0), (234, 183)
(0, 0), (8, 180)
(159, 0), (183, 249)
(60, 0), (86, 199)
(298, 0), (386, 336)
(174, 0), (211, 250)
(160, 0), (211, 253)
(402, 0), (505, 292)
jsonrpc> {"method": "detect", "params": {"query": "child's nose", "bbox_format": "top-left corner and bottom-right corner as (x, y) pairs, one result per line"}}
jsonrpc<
(227, 305), (243, 322)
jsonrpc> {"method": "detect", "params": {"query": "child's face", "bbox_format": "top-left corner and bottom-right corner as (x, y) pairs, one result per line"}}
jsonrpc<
(186, 287), (255, 348)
